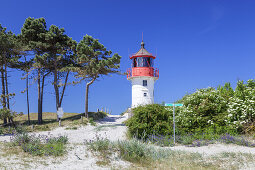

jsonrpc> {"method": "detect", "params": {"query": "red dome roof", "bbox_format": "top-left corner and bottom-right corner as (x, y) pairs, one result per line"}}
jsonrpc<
(130, 41), (156, 59)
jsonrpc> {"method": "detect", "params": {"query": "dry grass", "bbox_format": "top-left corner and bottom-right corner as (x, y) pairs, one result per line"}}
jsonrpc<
(127, 151), (255, 170)
(0, 141), (64, 169)
(0, 112), (88, 132)
(0, 111), (107, 133)
(14, 112), (80, 122)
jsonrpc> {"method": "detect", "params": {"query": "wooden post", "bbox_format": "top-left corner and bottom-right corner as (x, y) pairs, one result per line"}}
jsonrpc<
(59, 119), (61, 127)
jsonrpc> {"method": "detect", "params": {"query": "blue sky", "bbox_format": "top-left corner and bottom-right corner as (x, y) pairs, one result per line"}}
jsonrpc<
(1, 0), (255, 115)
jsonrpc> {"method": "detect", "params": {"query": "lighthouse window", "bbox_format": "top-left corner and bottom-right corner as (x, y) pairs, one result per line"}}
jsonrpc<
(133, 57), (154, 67)
(143, 57), (150, 67)
(133, 58), (137, 67)
(144, 93), (147, 97)
(143, 80), (147, 86)
(137, 57), (143, 67)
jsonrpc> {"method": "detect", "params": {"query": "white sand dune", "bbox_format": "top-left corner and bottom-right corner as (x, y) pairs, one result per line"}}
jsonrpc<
(0, 113), (129, 170)
(1, 113), (255, 169)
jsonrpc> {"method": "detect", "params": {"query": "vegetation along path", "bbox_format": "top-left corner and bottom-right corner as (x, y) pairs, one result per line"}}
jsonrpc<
(0, 114), (129, 169)
(1, 113), (255, 169)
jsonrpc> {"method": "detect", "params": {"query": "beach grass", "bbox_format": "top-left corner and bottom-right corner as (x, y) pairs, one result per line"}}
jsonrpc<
(0, 111), (107, 133)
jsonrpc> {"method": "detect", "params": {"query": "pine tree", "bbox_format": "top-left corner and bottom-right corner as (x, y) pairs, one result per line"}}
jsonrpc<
(75, 35), (121, 117)
(20, 17), (49, 124)
(43, 25), (76, 116)
(0, 24), (21, 125)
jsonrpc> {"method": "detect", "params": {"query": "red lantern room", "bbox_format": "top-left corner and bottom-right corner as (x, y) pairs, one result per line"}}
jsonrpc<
(127, 41), (159, 79)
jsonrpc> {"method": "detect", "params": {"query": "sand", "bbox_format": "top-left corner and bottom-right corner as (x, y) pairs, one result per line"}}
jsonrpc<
(1, 113), (255, 169)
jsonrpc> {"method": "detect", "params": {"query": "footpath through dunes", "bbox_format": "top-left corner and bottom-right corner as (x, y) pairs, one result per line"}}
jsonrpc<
(1, 113), (255, 169)
(0, 113), (129, 143)
(32, 113), (129, 144)
(0, 113), (131, 170)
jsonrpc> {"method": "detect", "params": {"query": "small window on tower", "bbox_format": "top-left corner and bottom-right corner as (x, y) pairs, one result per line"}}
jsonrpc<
(143, 80), (147, 86)
(144, 93), (147, 97)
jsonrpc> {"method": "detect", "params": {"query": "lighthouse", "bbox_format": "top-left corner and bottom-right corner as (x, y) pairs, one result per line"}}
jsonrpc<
(127, 41), (159, 108)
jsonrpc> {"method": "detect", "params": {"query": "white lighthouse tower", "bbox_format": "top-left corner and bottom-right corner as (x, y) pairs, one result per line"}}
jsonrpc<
(127, 41), (159, 108)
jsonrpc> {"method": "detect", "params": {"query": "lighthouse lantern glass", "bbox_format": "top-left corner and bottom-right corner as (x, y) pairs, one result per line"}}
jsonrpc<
(132, 57), (154, 67)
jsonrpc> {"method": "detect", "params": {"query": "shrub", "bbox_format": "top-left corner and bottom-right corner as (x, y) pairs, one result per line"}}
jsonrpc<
(89, 118), (96, 126)
(125, 104), (172, 139)
(227, 80), (255, 132)
(218, 134), (255, 147)
(0, 108), (16, 124)
(85, 134), (111, 152)
(10, 127), (31, 146)
(126, 81), (255, 141)
(47, 136), (68, 145)
(177, 86), (233, 134)
(88, 111), (107, 120)
(85, 137), (172, 164)
(116, 139), (152, 162)
(10, 129), (68, 156)
(147, 134), (174, 146)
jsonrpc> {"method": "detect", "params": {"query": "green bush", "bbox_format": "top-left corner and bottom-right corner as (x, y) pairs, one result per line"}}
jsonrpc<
(85, 137), (172, 164)
(116, 139), (152, 162)
(88, 111), (108, 120)
(86, 135), (111, 152)
(125, 104), (172, 139)
(89, 118), (96, 126)
(227, 80), (255, 132)
(10, 127), (32, 146)
(0, 108), (16, 123)
(10, 128), (68, 156)
(126, 80), (255, 141)
(177, 86), (233, 134)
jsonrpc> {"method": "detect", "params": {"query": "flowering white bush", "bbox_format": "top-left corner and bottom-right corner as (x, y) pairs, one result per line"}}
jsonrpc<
(227, 80), (255, 130)
(175, 87), (230, 134)
(176, 79), (255, 134)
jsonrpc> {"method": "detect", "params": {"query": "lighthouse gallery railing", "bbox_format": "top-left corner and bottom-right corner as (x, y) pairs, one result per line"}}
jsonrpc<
(127, 67), (159, 79)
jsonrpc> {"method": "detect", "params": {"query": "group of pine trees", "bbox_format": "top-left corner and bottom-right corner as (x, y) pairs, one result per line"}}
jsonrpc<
(0, 17), (121, 125)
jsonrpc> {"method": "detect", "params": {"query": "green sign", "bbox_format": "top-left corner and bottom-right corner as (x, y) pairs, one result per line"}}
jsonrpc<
(165, 103), (183, 107)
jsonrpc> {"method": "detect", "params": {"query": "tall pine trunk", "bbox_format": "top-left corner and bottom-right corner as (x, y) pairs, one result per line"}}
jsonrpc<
(54, 69), (60, 110)
(4, 59), (12, 124)
(85, 77), (96, 118)
(54, 65), (69, 121)
(37, 69), (49, 125)
(37, 70), (42, 124)
(26, 70), (30, 125)
(53, 61), (60, 121)
(25, 58), (30, 125)
(59, 71), (69, 107)
(40, 74), (46, 123)
(4, 59), (9, 110)
(1, 65), (7, 125)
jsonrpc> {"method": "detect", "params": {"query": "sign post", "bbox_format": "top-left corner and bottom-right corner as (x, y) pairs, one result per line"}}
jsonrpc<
(165, 103), (183, 145)
(57, 107), (64, 127)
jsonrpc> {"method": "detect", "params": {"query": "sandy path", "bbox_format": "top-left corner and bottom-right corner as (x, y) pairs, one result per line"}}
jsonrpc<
(171, 143), (255, 156)
(33, 113), (128, 144)
(1, 113), (255, 169)
(0, 114), (128, 143)
(0, 114), (130, 170)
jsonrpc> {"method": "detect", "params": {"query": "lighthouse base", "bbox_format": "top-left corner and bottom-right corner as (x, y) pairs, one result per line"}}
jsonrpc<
(130, 76), (156, 108)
